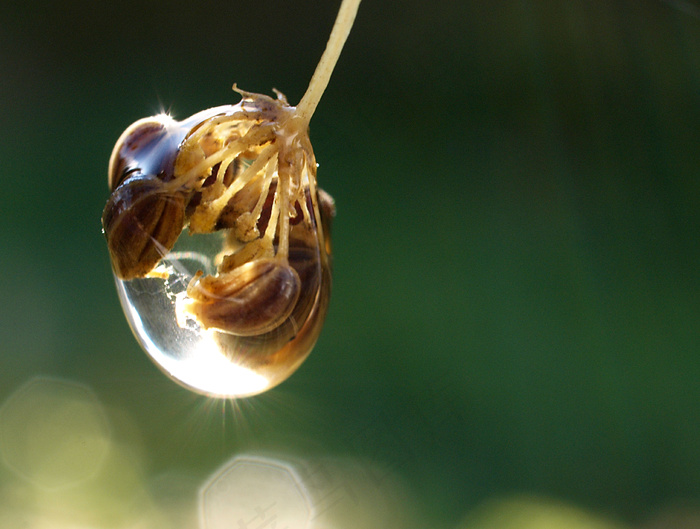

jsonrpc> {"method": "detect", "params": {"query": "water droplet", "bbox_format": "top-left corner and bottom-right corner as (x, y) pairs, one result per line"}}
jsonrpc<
(104, 94), (334, 398)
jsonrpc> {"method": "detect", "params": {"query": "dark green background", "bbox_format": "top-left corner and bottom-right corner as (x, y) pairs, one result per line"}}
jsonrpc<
(1, 0), (698, 526)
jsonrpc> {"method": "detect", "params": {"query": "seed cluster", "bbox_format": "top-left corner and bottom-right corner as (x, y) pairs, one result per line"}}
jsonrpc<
(102, 89), (334, 343)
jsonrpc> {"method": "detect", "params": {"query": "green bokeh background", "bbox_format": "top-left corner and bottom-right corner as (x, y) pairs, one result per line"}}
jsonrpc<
(1, 0), (698, 526)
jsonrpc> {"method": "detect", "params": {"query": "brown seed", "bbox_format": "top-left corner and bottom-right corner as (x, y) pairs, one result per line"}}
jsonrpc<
(102, 174), (186, 280)
(210, 258), (331, 373)
(108, 116), (186, 191)
(186, 258), (301, 336)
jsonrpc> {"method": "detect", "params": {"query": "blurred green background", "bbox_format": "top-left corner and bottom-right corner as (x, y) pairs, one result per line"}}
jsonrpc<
(0, 0), (698, 527)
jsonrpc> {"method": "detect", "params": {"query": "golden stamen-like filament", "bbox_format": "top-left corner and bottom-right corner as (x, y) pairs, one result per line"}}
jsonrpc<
(158, 89), (319, 337)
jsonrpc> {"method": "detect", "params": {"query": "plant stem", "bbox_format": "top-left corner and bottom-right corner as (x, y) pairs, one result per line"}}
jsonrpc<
(296, 0), (362, 125)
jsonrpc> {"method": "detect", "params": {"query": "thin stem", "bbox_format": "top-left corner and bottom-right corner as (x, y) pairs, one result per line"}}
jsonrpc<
(264, 175), (281, 241)
(277, 167), (291, 260)
(210, 143), (277, 214)
(249, 161), (276, 226)
(295, 0), (362, 125)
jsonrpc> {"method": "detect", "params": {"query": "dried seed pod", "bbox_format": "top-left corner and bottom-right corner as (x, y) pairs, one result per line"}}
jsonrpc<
(186, 258), (301, 336)
(102, 173), (186, 280)
(108, 115), (180, 191)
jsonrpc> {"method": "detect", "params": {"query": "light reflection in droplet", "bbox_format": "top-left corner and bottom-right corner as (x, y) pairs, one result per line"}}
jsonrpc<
(114, 246), (313, 399)
(124, 287), (270, 397)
